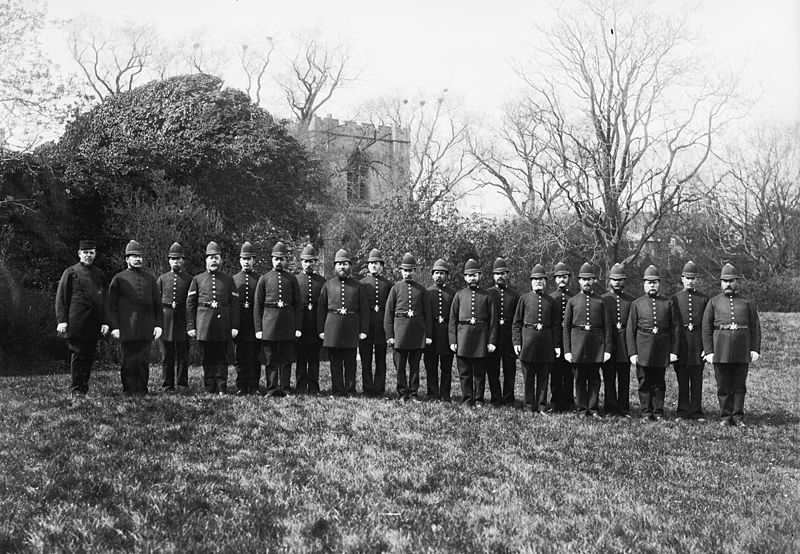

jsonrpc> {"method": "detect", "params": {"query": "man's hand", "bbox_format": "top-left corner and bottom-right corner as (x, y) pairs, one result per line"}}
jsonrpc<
(359, 333), (367, 340)
(703, 353), (714, 364)
(564, 353), (572, 363)
(629, 355), (638, 365)
(188, 330), (197, 339)
(56, 323), (67, 336)
(555, 348), (561, 358)
(602, 352), (611, 363)
(295, 330), (302, 338)
(450, 344), (457, 353)
(318, 333), (324, 340)
(387, 338), (395, 346)
(425, 338), (432, 345)
(153, 327), (162, 341)
(750, 351), (760, 363)
(100, 325), (109, 336)
(255, 331), (263, 340)
(111, 329), (120, 340)
(487, 344), (496, 353)
(669, 353), (678, 363)
(231, 329), (238, 339)
(514, 345), (522, 356)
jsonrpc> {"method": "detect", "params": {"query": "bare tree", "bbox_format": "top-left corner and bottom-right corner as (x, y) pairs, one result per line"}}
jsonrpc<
(239, 35), (274, 105)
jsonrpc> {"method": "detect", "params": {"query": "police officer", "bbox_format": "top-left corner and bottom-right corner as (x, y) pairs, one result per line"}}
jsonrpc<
(512, 264), (560, 413)
(424, 258), (456, 401)
(449, 259), (498, 406)
(108, 240), (163, 395)
(384, 253), (432, 401)
(156, 242), (191, 392)
(295, 244), (325, 394)
(187, 241), (240, 394)
(55, 239), (109, 396)
(359, 248), (392, 397)
(318, 249), (369, 396)
(563, 263), (612, 419)
(602, 263), (635, 417)
(487, 257), (520, 407)
(254, 241), (302, 397)
(702, 263), (762, 427)
(671, 261), (709, 420)
(233, 241), (260, 395)
(549, 262), (575, 412)
(626, 265), (680, 421)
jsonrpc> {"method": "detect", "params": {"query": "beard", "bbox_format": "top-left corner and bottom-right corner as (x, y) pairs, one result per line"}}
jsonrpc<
(723, 288), (734, 297)
(337, 268), (351, 279)
(647, 289), (658, 297)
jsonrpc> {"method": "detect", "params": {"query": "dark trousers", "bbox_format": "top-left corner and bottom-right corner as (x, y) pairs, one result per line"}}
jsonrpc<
(234, 339), (261, 394)
(262, 340), (294, 396)
(550, 356), (575, 411)
(161, 340), (189, 389)
(295, 341), (321, 393)
(200, 341), (228, 393)
(359, 341), (387, 395)
(602, 361), (631, 415)
(573, 363), (601, 415)
(329, 347), (357, 395)
(424, 350), (454, 401)
(68, 339), (97, 394)
(522, 361), (550, 412)
(121, 340), (152, 394)
(714, 363), (749, 422)
(457, 356), (487, 405)
(394, 348), (422, 399)
(636, 364), (666, 417)
(675, 363), (705, 418)
(487, 351), (517, 405)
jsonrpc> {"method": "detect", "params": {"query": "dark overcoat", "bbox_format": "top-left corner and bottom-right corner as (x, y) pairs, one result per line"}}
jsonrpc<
(253, 269), (303, 341)
(233, 270), (259, 342)
(296, 271), (326, 344)
(55, 262), (108, 340)
(360, 273), (393, 344)
(187, 270), (240, 341)
(671, 289), (708, 365)
(549, 288), (573, 351)
(448, 286), (498, 358)
(563, 292), (613, 364)
(156, 270), (191, 341)
(317, 276), (369, 349)
(425, 284), (456, 356)
(702, 292), (761, 364)
(109, 268), (163, 342)
(384, 279), (431, 350)
(488, 284), (520, 355)
(626, 294), (680, 368)
(602, 290), (635, 362)
(512, 290), (559, 364)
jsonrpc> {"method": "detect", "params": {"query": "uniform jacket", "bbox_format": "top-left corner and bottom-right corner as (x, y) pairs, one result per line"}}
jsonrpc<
(602, 289), (635, 363)
(55, 262), (108, 341)
(254, 269), (303, 341)
(233, 269), (259, 342)
(448, 286), (499, 358)
(488, 284), (520, 355)
(296, 271), (326, 344)
(187, 270), (240, 341)
(550, 287), (573, 352)
(702, 292), (761, 364)
(108, 268), (163, 342)
(317, 276), (369, 349)
(512, 290), (559, 364)
(626, 294), (680, 368)
(671, 289), (709, 366)
(425, 283), (456, 356)
(156, 269), (191, 341)
(563, 291), (613, 364)
(384, 279), (432, 350)
(360, 273), (393, 344)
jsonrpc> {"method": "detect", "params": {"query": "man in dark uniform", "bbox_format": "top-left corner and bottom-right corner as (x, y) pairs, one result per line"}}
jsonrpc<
(563, 262), (612, 419)
(187, 241), (240, 394)
(359, 248), (392, 397)
(233, 241), (260, 395)
(487, 257), (520, 407)
(448, 258), (498, 407)
(295, 244), (325, 394)
(424, 258), (456, 401)
(55, 239), (109, 396)
(702, 263), (762, 427)
(156, 242), (191, 392)
(384, 253), (432, 401)
(626, 265), (680, 421)
(549, 262), (575, 412)
(671, 261), (709, 420)
(602, 263), (635, 417)
(317, 249), (369, 396)
(254, 241), (302, 397)
(512, 264), (560, 413)
(108, 240), (163, 395)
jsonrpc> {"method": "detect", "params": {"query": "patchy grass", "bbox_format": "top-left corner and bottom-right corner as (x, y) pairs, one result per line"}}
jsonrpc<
(0, 313), (797, 552)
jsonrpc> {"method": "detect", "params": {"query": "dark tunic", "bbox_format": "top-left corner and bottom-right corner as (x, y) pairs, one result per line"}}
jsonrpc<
(512, 290), (559, 363)
(187, 270), (240, 341)
(487, 284), (520, 354)
(626, 294), (681, 367)
(55, 262), (108, 340)
(253, 269), (303, 341)
(360, 273), (393, 344)
(671, 288), (709, 365)
(563, 291), (613, 364)
(317, 276), (369, 349)
(448, 286), (499, 358)
(108, 268), (163, 342)
(232, 269), (259, 342)
(549, 288), (573, 350)
(384, 279), (431, 350)
(602, 290), (635, 362)
(296, 271), (326, 343)
(702, 292), (761, 364)
(156, 270), (191, 341)
(425, 283), (456, 355)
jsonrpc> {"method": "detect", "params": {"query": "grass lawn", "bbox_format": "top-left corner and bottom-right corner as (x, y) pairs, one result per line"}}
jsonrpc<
(0, 312), (797, 552)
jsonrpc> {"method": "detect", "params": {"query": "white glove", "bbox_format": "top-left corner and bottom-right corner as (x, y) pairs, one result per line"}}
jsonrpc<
(295, 330), (302, 338)
(514, 345), (522, 356)
(555, 348), (561, 358)
(255, 331), (263, 340)
(703, 353), (714, 364)
(487, 344), (496, 353)
(629, 355), (638, 365)
(56, 322), (67, 336)
(187, 329), (197, 338)
(100, 325), (109, 336)
(387, 338), (395, 346)
(359, 333), (367, 340)
(111, 329), (120, 340)
(564, 353), (573, 363)
(425, 338), (432, 345)
(602, 352), (611, 363)
(450, 344), (457, 353)
(318, 333), (324, 340)
(231, 329), (238, 339)
(153, 327), (162, 340)
(750, 351), (760, 362)
(669, 353), (678, 363)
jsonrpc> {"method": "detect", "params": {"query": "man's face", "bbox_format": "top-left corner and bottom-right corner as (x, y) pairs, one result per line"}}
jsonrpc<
(240, 256), (254, 272)
(721, 278), (738, 295)
(78, 249), (96, 266)
(432, 270), (447, 286)
(555, 274), (570, 289)
(126, 254), (144, 269)
(272, 256), (285, 271)
(644, 280), (660, 296)
(494, 271), (508, 287)
(464, 272), (481, 286)
(682, 275), (696, 290)
(169, 257), (184, 272)
(578, 276), (594, 292)
(368, 261), (383, 275)
(301, 259), (317, 273)
(206, 254), (221, 272)
(609, 278), (625, 292)
(335, 261), (351, 279)
(401, 268), (414, 281)
(531, 277), (547, 292)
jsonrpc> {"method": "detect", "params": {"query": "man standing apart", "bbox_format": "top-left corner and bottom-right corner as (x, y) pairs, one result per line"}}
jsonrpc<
(55, 239), (109, 396)
(563, 263), (612, 419)
(702, 263), (761, 427)
(487, 258), (520, 407)
(359, 248), (392, 397)
(449, 259), (498, 406)
(549, 262), (575, 412)
(233, 241), (260, 395)
(424, 258), (456, 401)
(317, 249), (368, 396)
(254, 241), (302, 397)
(156, 242), (191, 392)
(295, 244), (325, 394)
(512, 264), (559, 413)
(384, 253), (432, 401)
(187, 241), (240, 394)
(602, 263), (635, 417)
(108, 240), (163, 395)
(626, 265), (680, 421)
(671, 261), (709, 420)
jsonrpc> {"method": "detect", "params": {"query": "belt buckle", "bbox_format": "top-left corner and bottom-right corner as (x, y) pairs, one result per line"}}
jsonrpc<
(652, 326), (658, 334)
(536, 323), (543, 331)
(469, 317), (476, 325)
(584, 324), (591, 331)
(729, 323), (738, 330)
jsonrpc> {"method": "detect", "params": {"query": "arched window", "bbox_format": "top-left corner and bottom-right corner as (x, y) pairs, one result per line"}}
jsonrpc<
(346, 148), (369, 204)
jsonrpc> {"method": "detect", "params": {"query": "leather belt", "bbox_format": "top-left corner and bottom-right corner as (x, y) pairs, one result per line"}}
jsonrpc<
(394, 312), (418, 318)
(715, 324), (747, 330)
(523, 323), (551, 329)
(458, 320), (486, 325)
(263, 302), (288, 308)
(573, 325), (602, 330)
(638, 327), (663, 334)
